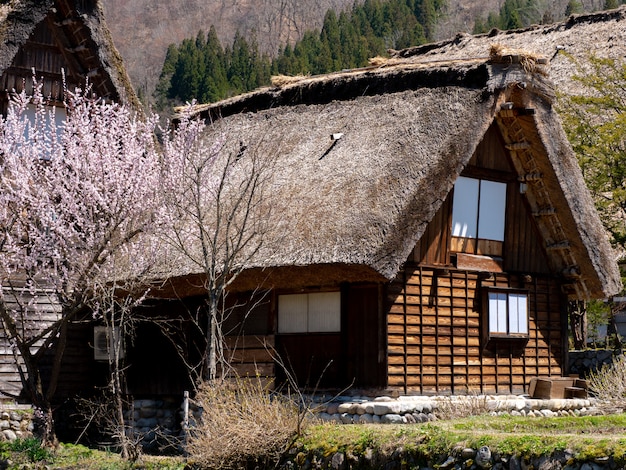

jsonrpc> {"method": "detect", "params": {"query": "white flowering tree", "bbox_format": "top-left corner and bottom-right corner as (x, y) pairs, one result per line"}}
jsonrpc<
(160, 110), (273, 385)
(0, 81), (164, 447)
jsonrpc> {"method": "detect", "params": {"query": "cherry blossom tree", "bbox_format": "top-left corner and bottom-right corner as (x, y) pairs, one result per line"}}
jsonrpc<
(0, 81), (164, 446)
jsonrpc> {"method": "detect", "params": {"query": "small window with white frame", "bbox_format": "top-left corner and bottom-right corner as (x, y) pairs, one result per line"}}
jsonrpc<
(484, 288), (529, 338)
(278, 292), (340, 334)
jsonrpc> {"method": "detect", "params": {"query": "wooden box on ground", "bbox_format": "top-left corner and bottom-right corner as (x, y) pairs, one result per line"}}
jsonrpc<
(528, 377), (588, 399)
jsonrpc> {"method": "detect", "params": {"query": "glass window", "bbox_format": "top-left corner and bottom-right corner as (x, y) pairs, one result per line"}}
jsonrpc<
(278, 292), (340, 333)
(452, 176), (506, 242)
(486, 289), (529, 337)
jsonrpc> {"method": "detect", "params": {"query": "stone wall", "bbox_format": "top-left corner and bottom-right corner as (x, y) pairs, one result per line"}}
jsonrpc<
(312, 395), (599, 425)
(0, 406), (33, 441)
(280, 443), (621, 470)
(569, 349), (621, 377)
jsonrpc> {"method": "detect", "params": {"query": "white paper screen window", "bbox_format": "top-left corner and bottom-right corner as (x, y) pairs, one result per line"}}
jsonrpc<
(307, 292), (341, 332)
(278, 292), (340, 333)
(477, 179), (506, 241)
(452, 176), (479, 238)
(452, 176), (506, 242)
(508, 293), (528, 334)
(278, 293), (308, 333)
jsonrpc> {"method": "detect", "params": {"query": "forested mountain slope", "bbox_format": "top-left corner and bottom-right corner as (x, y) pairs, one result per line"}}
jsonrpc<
(101, 0), (611, 102)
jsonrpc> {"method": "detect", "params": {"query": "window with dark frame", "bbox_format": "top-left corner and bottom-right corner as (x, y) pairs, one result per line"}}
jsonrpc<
(277, 292), (341, 334)
(451, 176), (507, 256)
(484, 288), (529, 338)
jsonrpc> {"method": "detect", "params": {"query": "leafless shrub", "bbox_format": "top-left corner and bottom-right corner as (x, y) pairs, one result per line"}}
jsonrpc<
(435, 392), (490, 419)
(186, 376), (301, 469)
(587, 354), (626, 412)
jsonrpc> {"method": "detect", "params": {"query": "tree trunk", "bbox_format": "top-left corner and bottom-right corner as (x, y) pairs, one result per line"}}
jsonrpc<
(569, 300), (587, 350)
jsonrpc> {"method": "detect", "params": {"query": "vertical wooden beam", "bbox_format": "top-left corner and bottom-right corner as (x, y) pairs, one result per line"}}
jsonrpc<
(418, 267), (424, 394)
(533, 276), (540, 377)
(465, 270), (471, 392)
(402, 267), (408, 395)
(434, 270), (440, 393)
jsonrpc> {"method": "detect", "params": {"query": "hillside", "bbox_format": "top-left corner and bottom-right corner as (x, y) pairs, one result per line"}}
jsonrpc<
(101, 0), (610, 101)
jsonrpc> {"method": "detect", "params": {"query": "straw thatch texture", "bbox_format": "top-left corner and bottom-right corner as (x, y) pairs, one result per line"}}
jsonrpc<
(0, 0), (139, 108)
(168, 58), (620, 299)
(393, 6), (626, 97)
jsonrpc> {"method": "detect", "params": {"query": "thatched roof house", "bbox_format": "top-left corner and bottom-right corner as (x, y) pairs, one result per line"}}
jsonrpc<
(175, 48), (619, 301)
(0, 0), (138, 111)
(155, 41), (622, 393)
(0, 0), (139, 401)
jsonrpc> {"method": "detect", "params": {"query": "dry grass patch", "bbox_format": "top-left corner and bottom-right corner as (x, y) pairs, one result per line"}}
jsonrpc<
(186, 377), (302, 470)
(587, 354), (626, 412)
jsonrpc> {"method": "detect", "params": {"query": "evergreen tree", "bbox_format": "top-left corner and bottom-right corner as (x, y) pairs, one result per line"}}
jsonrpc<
(154, 43), (179, 109)
(201, 26), (229, 102)
(565, 0), (583, 15)
(156, 0), (449, 107)
(507, 9), (523, 29)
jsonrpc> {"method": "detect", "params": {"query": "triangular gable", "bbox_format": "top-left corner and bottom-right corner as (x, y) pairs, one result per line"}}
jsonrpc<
(0, 0), (138, 110)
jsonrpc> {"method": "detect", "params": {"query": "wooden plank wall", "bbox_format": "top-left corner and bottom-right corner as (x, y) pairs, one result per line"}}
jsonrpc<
(387, 266), (564, 395)
(224, 335), (275, 380)
(0, 283), (62, 401)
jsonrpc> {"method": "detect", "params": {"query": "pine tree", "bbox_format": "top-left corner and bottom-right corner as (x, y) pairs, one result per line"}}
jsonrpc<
(201, 26), (228, 102)
(565, 0), (583, 15)
(154, 43), (179, 109)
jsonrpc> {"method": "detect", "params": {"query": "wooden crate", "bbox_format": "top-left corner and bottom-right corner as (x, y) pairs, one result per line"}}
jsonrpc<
(529, 377), (587, 399)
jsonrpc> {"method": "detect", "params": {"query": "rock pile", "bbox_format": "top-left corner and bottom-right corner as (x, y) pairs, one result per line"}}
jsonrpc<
(0, 407), (33, 441)
(312, 395), (599, 424)
(281, 445), (619, 470)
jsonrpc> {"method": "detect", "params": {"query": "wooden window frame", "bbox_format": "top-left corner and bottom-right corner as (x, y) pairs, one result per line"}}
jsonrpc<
(451, 176), (507, 257)
(277, 291), (341, 334)
(482, 287), (529, 341)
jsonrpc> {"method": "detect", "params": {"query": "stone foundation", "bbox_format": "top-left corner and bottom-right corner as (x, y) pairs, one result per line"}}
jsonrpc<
(569, 349), (621, 376)
(312, 394), (600, 424)
(0, 405), (33, 441)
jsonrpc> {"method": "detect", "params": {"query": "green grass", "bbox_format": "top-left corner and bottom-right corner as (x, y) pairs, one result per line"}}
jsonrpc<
(0, 440), (186, 470)
(4, 414), (626, 468)
(294, 413), (626, 465)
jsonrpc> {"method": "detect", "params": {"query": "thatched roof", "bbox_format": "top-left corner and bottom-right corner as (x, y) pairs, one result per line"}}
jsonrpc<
(168, 35), (620, 300)
(391, 6), (626, 97)
(0, 0), (139, 108)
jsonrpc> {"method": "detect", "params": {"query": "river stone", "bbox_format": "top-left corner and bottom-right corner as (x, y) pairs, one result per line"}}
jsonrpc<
(338, 403), (356, 414)
(326, 403), (339, 415)
(440, 456), (456, 469)
(373, 396), (394, 402)
(358, 414), (374, 424)
(364, 403), (375, 414)
(2, 429), (16, 441)
(374, 403), (394, 416)
(331, 452), (345, 470)
(140, 407), (157, 419)
(381, 414), (404, 424)
(476, 446), (492, 469)
(317, 412), (332, 422)
(462, 448), (476, 459)
(340, 413), (353, 424)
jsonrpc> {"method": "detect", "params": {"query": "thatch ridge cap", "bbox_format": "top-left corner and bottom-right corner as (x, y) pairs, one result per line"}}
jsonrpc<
(177, 58), (500, 121)
(394, 5), (626, 60)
